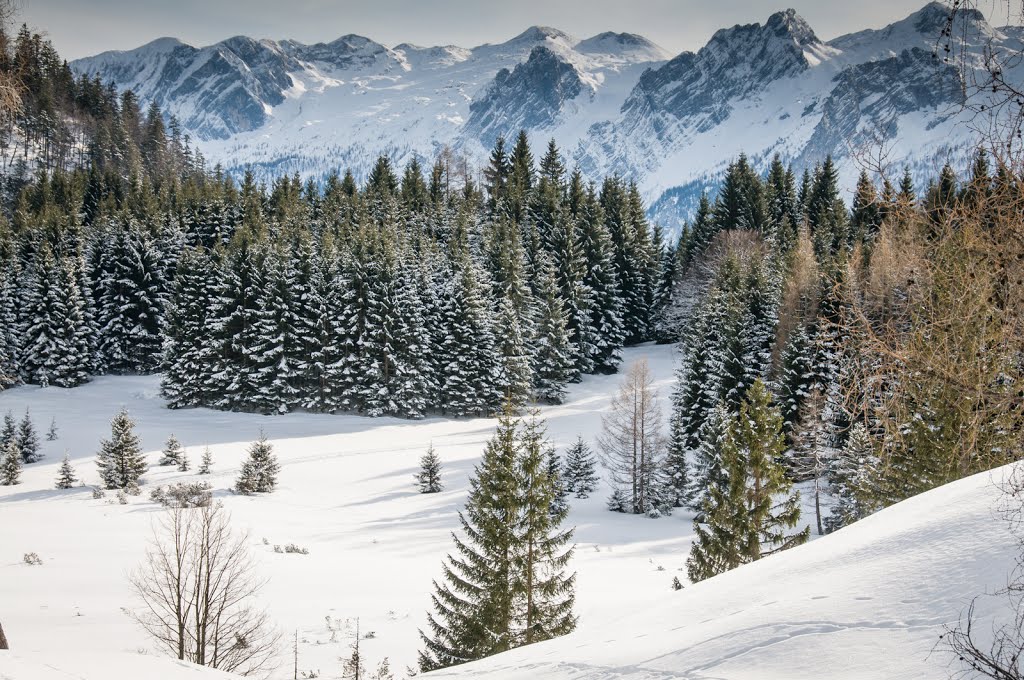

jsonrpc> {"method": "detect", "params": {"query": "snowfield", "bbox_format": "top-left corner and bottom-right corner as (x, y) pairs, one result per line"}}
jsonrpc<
(0, 342), (1016, 679)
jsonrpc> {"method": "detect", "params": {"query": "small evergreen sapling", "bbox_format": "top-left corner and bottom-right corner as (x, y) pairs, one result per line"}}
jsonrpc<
(55, 454), (77, 489)
(236, 432), (280, 494)
(1, 440), (21, 485)
(46, 417), (58, 441)
(159, 434), (184, 467)
(198, 446), (213, 475)
(0, 411), (15, 450)
(563, 436), (598, 498)
(96, 408), (147, 490)
(17, 409), (40, 463)
(415, 445), (443, 493)
(178, 449), (191, 472)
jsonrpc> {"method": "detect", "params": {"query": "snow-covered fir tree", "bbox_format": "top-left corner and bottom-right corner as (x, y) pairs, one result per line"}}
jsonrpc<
(46, 417), (58, 441)
(236, 432), (280, 494)
(562, 436), (598, 499)
(1, 440), (21, 485)
(531, 256), (576, 404)
(416, 445), (443, 494)
(158, 434), (184, 467)
(178, 449), (191, 473)
(198, 446), (213, 475)
(96, 408), (147, 490)
(55, 454), (77, 489)
(17, 409), (41, 464)
(546, 445), (569, 517)
(826, 422), (880, 533)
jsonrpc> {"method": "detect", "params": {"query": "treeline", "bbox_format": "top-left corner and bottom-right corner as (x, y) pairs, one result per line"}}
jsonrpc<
(0, 126), (675, 417)
(660, 149), (1024, 582)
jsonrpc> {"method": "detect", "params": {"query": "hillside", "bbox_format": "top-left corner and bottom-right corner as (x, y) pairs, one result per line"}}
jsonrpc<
(426, 463), (1020, 680)
(70, 2), (1024, 226)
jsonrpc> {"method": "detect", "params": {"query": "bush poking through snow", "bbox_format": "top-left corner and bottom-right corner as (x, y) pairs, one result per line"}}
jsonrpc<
(23, 552), (42, 566)
(273, 543), (310, 555)
(150, 482), (213, 508)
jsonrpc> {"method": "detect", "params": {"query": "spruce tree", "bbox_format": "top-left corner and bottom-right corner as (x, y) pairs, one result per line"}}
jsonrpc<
(545, 446), (569, 517)
(55, 454), (77, 489)
(579, 186), (624, 373)
(198, 446), (213, 475)
(416, 445), (444, 494)
(158, 434), (184, 467)
(516, 412), (576, 643)
(531, 257), (576, 404)
(419, 404), (575, 671)
(236, 431), (280, 494)
(562, 437), (598, 499)
(825, 423), (879, 533)
(686, 381), (808, 582)
(96, 408), (147, 490)
(419, 404), (521, 670)
(0, 411), (15, 450)
(178, 449), (191, 472)
(684, 402), (730, 514)
(17, 409), (41, 463)
(1, 440), (21, 485)
(46, 417), (58, 441)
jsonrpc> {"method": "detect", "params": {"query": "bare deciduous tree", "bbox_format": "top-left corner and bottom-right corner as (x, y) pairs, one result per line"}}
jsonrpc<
(598, 358), (666, 515)
(128, 501), (280, 677)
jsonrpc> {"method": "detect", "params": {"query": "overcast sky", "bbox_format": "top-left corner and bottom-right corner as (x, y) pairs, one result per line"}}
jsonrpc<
(17, 0), (1007, 61)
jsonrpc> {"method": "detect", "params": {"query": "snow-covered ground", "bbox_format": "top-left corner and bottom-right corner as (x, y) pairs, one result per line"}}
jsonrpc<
(0, 344), (706, 678)
(0, 341), (1015, 679)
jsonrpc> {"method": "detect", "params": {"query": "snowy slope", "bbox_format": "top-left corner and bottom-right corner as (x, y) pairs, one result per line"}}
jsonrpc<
(70, 3), (1024, 228)
(427, 463), (1020, 680)
(0, 651), (240, 680)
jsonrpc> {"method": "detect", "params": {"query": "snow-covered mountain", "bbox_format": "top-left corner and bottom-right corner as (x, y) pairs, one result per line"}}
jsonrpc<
(72, 3), (1024, 227)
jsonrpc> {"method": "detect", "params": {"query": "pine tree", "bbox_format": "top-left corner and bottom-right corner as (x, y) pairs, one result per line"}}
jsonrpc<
(161, 247), (218, 408)
(684, 402), (730, 514)
(419, 404), (522, 670)
(790, 388), (835, 536)
(198, 446), (213, 475)
(516, 412), (576, 643)
(235, 431), (280, 494)
(494, 295), (533, 406)
(825, 422), (879, 533)
(0, 411), (15, 451)
(562, 437), (598, 499)
(419, 405), (575, 671)
(531, 256), (576, 404)
(579, 186), (624, 373)
(545, 446), (569, 517)
(158, 434), (184, 467)
(178, 449), (191, 472)
(1, 440), (21, 485)
(46, 416), (58, 441)
(17, 409), (41, 463)
(416, 445), (443, 494)
(686, 381), (808, 582)
(55, 454), (77, 489)
(96, 408), (147, 490)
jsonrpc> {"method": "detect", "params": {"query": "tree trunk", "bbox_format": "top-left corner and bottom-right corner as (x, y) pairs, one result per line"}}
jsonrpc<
(0, 620), (9, 649)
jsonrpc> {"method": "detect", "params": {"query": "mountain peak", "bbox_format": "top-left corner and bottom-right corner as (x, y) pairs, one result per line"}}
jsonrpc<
(912, 0), (986, 34)
(576, 32), (672, 60)
(508, 26), (574, 45)
(765, 8), (820, 46)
